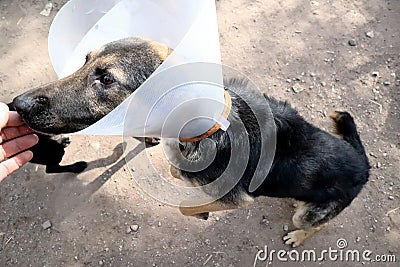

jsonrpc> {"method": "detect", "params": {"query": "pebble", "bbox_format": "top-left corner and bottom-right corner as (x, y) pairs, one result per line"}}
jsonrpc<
(371, 71), (380, 77)
(130, 224), (139, 232)
(376, 162), (382, 168)
(348, 39), (357, 46)
(365, 31), (374, 38)
(283, 224), (289, 231)
(356, 236), (361, 243)
(41, 220), (52, 230)
(388, 196), (394, 200)
(321, 82), (327, 87)
(310, 72), (316, 77)
(99, 260), (104, 266)
(292, 83), (304, 93)
(311, 1), (319, 6)
(383, 81), (391, 86)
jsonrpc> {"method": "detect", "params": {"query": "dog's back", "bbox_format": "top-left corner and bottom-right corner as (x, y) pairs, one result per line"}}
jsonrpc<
(255, 96), (370, 205)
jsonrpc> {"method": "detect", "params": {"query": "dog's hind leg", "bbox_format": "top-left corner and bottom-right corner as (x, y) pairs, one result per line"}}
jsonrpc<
(179, 191), (254, 219)
(283, 201), (346, 247)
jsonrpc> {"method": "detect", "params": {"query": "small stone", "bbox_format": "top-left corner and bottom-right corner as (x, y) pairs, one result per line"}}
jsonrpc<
(348, 39), (357, 46)
(310, 72), (316, 77)
(283, 224), (289, 231)
(383, 81), (391, 86)
(126, 226), (132, 234)
(365, 31), (374, 38)
(311, 1), (319, 6)
(158, 221), (162, 227)
(321, 82), (327, 87)
(376, 162), (382, 168)
(99, 260), (104, 266)
(356, 236), (361, 243)
(371, 71), (380, 77)
(388, 196), (394, 200)
(40, 3), (53, 17)
(253, 44), (257, 49)
(215, 216), (220, 221)
(130, 224), (139, 232)
(292, 83), (304, 93)
(41, 220), (52, 230)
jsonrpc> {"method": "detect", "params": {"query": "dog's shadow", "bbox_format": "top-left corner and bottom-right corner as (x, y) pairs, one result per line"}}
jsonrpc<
(42, 141), (146, 220)
(84, 142), (145, 194)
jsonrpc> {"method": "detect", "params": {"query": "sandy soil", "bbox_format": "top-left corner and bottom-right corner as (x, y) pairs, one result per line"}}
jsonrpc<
(0, 0), (399, 266)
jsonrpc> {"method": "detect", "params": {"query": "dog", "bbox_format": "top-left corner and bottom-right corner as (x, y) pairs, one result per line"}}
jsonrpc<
(12, 37), (370, 247)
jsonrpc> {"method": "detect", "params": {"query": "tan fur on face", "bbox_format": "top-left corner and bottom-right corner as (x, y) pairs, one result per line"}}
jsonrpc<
(138, 36), (173, 61)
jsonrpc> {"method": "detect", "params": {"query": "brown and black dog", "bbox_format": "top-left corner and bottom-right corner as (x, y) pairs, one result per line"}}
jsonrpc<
(12, 37), (370, 247)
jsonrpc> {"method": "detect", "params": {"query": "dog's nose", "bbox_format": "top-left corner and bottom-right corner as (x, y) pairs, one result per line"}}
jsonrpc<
(13, 95), (49, 117)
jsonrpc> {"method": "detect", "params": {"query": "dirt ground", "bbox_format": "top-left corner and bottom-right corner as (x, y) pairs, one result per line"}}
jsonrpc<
(0, 0), (399, 266)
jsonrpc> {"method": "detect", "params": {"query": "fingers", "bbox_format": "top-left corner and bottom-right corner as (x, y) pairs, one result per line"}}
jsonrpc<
(0, 150), (33, 183)
(0, 103), (25, 129)
(0, 134), (39, 160)
(7, 111), (26, 127)
(0, 125), (34, 144)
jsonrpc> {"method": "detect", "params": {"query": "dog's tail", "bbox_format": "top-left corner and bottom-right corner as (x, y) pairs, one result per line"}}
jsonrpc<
(329, 111), (366, 155)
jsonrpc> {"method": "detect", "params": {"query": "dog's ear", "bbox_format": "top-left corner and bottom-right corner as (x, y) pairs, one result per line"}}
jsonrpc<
(138, 37), (173, 61)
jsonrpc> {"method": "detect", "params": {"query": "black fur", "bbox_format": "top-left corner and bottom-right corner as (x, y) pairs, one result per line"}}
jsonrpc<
(176, 78), (370, 228)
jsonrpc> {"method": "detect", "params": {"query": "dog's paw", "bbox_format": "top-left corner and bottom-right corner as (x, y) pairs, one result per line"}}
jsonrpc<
(283, 230), (308, 248)
(59, 136), (71, 147)
(70, 161), (88, 173)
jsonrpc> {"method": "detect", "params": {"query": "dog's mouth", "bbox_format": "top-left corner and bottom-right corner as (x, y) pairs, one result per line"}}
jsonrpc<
(12, 99), (90, 135)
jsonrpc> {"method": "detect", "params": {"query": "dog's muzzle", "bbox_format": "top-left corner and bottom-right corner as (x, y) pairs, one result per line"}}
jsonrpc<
(13, 94), (50, 118)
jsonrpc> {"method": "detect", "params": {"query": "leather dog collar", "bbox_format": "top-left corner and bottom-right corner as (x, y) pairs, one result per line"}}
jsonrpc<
(179, 90), (232, 143)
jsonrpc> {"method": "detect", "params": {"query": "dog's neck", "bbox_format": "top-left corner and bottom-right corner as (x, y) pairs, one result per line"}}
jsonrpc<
(179, 90), (232, 143)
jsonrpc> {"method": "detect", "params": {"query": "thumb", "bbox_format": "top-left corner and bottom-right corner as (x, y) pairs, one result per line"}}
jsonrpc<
(0, 103), (10, 131)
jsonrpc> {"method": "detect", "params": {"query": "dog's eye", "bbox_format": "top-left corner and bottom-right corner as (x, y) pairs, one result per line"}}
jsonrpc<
(100, 74), (115, 85)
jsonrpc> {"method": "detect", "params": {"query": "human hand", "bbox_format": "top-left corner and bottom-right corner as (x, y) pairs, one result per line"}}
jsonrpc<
(0, 103), (39, 182)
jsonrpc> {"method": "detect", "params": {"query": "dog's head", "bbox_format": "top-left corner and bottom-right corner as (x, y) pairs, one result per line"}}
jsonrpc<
(13, 37), (172, 134)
